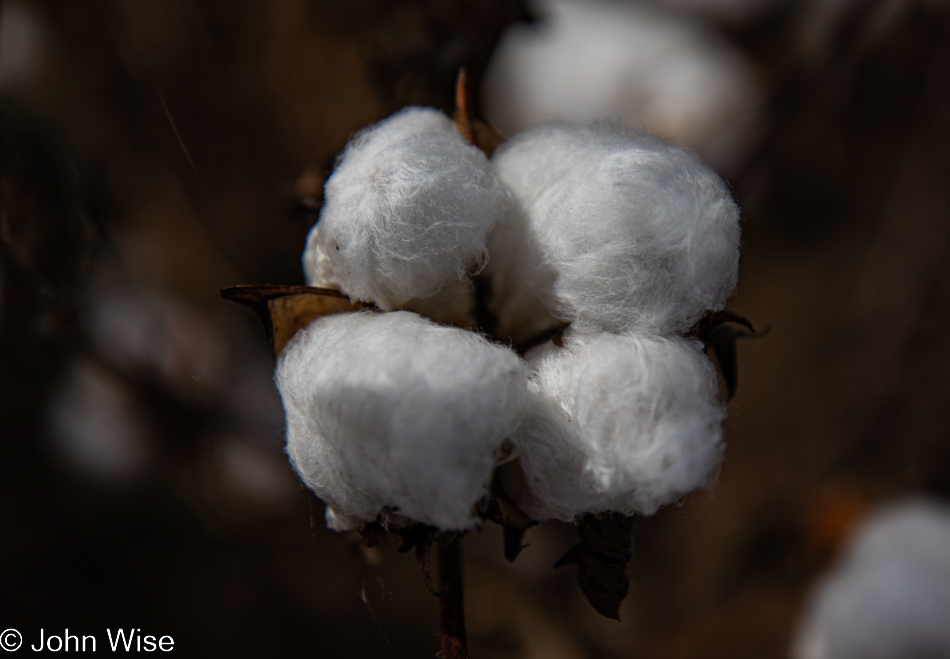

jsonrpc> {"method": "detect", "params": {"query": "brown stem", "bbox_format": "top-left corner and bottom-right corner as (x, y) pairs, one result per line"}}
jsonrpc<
(453, 68), (475, 148)
(437, 533), (468, 659)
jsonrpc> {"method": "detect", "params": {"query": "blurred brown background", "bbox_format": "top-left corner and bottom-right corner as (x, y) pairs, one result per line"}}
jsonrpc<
(2, 1), (950, 657)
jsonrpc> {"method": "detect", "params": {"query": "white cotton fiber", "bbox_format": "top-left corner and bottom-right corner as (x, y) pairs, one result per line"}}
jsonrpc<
(303, 107), (507, 313)
(488, 122), (740, 340)
(514, 328), (725, 521)
(275, 310), (527, 531)
(483, 124), (583, 345)
(482, 0), (763, 172)
(794, 497), (950, 659)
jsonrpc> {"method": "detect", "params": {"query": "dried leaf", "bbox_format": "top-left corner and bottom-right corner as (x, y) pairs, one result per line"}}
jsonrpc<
(553, 544), (584, 568)
(555, 513), (634, 621)
(480, 459), (537, 562)
(220, 285), (371, 356)
(500, 526), (531, 564)
(692, 310), (764, 400)
(697, 309), (756, 338)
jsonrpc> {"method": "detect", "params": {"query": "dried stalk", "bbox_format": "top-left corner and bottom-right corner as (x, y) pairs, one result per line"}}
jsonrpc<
(437, 533), (468, 659)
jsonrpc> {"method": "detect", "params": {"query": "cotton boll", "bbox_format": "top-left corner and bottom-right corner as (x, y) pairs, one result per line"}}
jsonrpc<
(49, 359), (152, 480)
(483, 0), (763, 172)
(794, 498), (950, 659)
(515, 329), (724, 521)
(276, 310), (527, 531)
(489, 122), (740, 338)
(303, 107), (507, 313)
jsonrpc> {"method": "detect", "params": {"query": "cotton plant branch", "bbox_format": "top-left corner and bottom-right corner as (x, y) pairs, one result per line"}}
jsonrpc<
(437, 533), (468, 659)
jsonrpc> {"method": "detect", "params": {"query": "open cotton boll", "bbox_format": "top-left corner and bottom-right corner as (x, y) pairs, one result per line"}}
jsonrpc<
(276, 310), (527, 531)
(482, 0), (763, 172)
(794, 498), (950, 659)
(514, 329), (724, 521)
(489, 122), (740, 338)
(303, 107), (507, 313)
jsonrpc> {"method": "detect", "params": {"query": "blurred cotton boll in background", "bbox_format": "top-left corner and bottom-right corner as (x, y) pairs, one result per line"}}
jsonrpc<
(482, 0), (764, 173)
(84, 281), (232, 404)
(81, 259), (284, 434)
(794, 498), (950, 659)
(49, 359), (152, 481)
(0, 1), (47, 90)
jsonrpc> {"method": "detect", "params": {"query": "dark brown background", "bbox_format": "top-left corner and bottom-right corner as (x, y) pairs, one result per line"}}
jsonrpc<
(3, 1), (950, 657)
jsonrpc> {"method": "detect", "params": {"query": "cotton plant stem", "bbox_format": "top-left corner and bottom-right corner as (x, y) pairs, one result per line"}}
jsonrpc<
(438, 533), (469, 659)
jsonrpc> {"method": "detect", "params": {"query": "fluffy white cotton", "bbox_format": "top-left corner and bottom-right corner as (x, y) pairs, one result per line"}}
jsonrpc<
(303, 107), (507, 314)
(483, 124), (586, 345)
(487, 122), (740, 341)
(482, 0), (763, 172)
(514, 329), (724, 521)
(794, 498), (950, 659)
(276, 310), (527, 531)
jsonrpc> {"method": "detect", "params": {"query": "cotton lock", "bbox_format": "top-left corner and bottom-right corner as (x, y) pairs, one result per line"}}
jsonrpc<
(276, 310), (527, 531)
(488, 122), (740, 342)
(514, 328), (725, 521)
(303, 107), (507, 317)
